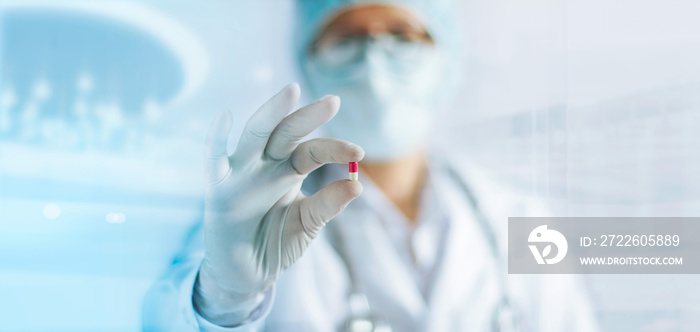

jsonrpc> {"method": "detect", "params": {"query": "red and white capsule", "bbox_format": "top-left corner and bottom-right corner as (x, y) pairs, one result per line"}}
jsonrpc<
(348, 162), (359, 181)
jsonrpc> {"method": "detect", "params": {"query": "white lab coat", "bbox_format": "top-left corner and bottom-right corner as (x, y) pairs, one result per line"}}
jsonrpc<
(142, 154), (600, 332)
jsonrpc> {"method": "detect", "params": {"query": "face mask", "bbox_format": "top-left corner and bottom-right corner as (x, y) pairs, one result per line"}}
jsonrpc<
(304, 35), (443, 161)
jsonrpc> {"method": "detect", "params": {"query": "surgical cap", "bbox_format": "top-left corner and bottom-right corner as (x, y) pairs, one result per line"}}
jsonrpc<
(294, 0), (460, 57)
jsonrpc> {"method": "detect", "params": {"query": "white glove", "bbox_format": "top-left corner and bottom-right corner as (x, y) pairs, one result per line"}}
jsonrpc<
(193, 83), (364, 326)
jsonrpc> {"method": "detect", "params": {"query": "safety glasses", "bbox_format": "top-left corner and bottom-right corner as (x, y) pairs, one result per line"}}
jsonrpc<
(309, 34), (435, 72)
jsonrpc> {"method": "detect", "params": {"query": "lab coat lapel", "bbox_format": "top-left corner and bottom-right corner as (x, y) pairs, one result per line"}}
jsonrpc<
(336, 204), (428, 328)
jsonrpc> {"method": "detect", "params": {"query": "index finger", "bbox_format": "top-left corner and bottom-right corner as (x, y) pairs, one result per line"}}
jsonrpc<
(204, 110), (233, 184)
(234, 83), (301, 161)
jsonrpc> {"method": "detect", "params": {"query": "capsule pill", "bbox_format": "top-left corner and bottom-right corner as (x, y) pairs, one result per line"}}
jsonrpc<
(348, 162), (358, 181)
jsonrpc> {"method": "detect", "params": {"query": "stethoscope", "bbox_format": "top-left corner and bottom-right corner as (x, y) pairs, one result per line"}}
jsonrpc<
(328, 165), (522, 332)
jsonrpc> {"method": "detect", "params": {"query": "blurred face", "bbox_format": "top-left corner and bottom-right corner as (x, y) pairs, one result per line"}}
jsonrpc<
(303, 5), (444, 161)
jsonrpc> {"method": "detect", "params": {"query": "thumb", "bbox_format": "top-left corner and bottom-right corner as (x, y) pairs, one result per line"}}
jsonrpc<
(297, 179), (363, 239)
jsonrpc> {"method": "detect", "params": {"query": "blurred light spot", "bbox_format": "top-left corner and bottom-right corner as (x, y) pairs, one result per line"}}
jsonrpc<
(106, 212), (126, 224)
(143, 98), (162, 122)
(43, 203), (61, 219)
(251, 64), (274, 84)
(33, 79), (52, 101)
(73, 99), (88, 116)
(95, 103), (125, 127)
(1, 87), (17, 109)
(77, 72), (94, 93)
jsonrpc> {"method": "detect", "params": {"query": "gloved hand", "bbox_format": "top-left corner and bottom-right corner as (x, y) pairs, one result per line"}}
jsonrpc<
(193, 83), (364, 326)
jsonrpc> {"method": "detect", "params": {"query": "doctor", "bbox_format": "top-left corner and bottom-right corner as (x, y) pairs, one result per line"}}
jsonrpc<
(143, 0), (600, 331)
